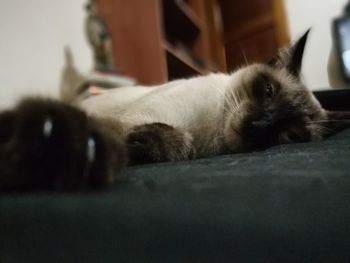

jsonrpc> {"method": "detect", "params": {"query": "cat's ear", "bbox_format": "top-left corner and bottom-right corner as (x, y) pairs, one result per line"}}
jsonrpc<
(268, 29), (310, 77)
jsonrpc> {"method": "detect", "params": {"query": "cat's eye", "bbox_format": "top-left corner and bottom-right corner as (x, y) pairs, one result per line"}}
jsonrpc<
(265, 82), (274, 98)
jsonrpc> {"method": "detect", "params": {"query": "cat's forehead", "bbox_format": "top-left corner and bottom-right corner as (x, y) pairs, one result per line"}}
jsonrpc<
(228, 63), (308, 99)
(232, 63), (294, 86)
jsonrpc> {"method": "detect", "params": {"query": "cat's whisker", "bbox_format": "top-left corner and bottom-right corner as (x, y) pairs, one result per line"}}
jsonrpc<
(239, 44), (249, 66)
(237, 92), (245, 105)
(308, 120), (350, 124)
(210, 83), (224, 98)
(224, 91), (240, 113)
(212, 83), (239, 114)
(233, 90), (242, 108)
(223, 107), (237, 116)
(312, 124), (337, 135)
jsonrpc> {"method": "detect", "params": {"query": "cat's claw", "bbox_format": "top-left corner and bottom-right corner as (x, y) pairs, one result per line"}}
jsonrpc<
(0, 98), (126, 193)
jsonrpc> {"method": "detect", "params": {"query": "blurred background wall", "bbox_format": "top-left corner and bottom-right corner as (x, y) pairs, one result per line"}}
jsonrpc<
(0, 0), (348, 109)
(285, 0), (348, 90)
(0, 0), (92, 108)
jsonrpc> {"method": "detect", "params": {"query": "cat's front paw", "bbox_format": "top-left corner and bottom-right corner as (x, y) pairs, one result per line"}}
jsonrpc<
(126, 122), (196, 165)
(0, 98), (126, 192)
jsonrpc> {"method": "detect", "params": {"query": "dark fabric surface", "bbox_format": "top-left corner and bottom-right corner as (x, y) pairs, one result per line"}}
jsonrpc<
(1, 130), (350, 262)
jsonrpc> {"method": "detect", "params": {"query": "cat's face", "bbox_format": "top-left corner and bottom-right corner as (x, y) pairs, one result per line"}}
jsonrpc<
(223, 30), (331, 152)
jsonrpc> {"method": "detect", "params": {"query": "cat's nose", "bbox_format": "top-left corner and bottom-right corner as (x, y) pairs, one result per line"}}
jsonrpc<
(247, 112), (277, 149)
(250, 112), (274, 130)
(251, 119), (269, 129)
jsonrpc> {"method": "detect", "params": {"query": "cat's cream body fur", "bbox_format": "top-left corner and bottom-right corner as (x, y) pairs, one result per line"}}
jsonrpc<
(80, 72), (233, 156)
(80, 62), (323, 157)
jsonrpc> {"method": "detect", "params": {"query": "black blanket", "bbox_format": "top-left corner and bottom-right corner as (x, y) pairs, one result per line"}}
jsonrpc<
(1, 129), (350, 262)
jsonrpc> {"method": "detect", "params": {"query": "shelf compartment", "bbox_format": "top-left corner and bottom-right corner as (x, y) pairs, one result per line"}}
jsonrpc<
(163, 41), (208, 78)
(175, 0), (203, 28)
(161, 0), (202, 48)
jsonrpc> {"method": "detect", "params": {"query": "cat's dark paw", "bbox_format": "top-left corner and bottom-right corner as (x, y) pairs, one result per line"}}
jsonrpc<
(0, 98), (126, 192)
(126, 122), (196, 165)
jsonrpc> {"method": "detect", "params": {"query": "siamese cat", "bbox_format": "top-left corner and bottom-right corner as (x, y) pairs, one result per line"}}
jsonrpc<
(1, 30), (350, 192)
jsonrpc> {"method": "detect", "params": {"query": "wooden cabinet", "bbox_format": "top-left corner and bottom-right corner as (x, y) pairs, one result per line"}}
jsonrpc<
(220, 0), (290, 69)
(96, 0), (289, 85)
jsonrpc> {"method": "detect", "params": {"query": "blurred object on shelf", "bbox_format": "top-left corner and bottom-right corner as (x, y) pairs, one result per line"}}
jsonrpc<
(59, 47), (136, 103)
(85, 0), (116, 73)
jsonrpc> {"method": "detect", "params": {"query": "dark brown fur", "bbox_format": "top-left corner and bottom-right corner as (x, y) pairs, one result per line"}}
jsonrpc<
(127, 123), (196, 165)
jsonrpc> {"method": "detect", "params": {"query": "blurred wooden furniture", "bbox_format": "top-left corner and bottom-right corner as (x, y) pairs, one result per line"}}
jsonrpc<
(221, 0), (290, 69)
(96, 0), (290, 85)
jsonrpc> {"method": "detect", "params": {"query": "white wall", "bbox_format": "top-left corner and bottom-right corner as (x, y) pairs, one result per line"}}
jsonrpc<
(285, 0), (348, 90)
(0, 0), (92, 108)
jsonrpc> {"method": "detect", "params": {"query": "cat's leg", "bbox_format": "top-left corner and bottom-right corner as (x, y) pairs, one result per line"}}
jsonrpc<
(0, 98), (126, 192)
(126, 123), (196, 165)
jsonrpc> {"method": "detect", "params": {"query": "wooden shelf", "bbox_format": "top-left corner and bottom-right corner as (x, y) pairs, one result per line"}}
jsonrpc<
(224, 13), (275, 44)
(96, 0), (290, 84)
(220, 0), (290, 71)
(163, 41), (208, 77)
(161, 0), (201, 48)
(166, 51), (201, 80)
(159, 0), (213, 80)
(96, 0), (223, 84)
(175, 0), (203, 29)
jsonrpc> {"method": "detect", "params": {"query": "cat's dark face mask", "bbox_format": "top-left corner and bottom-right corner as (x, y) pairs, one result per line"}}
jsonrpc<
(223, 29), (348, 152)
(239, 68), (319, 150)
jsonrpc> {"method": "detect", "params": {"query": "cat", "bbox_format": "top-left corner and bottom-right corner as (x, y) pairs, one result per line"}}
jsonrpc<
(1, 30), (349, 192)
